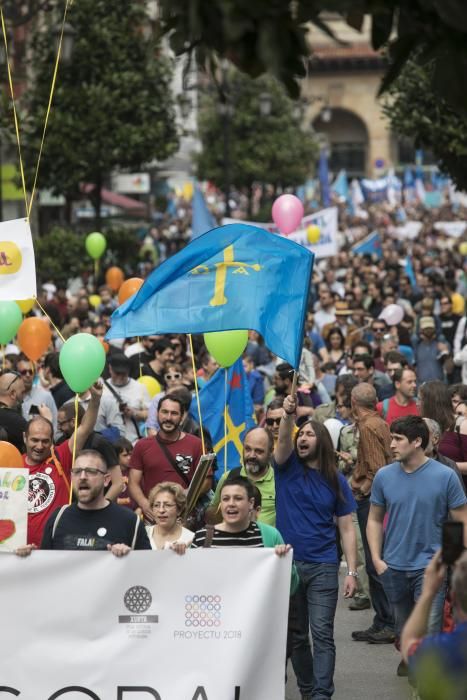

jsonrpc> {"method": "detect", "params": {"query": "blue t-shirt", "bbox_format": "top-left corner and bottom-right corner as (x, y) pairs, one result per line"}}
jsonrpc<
(371, 458), (467, 570)
(273, 452), (355, 564)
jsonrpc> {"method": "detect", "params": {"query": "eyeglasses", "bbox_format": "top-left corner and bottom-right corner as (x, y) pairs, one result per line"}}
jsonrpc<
(57, 418), (73, 429)
(266, 417), (281, 426)
(165, 372), (182, 381)
(19, 368), (34, 376)
(152, 502), (177, 510)
(71, 467), (107, 477)
(372, 327), (385, 333)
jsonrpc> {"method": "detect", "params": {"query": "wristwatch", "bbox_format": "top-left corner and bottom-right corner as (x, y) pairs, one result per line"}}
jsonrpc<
(346, 570), (359, 578)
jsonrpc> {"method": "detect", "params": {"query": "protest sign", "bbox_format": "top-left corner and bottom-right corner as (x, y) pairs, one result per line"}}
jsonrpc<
(0, 467), (28, 551)
(391, 221), (423, 240)
(223, 206), (339, 258)
(0, 548), (291, 699)
(0, 218), (37, 300)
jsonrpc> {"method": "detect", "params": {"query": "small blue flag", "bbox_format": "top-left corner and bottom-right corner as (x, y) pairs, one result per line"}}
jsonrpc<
(404, 257), (417, 287)
(192, 184), (216, 239)
(331, 170), (349, 201)
(318, 150), (331, 207)
(190, 359), (256, 474)
(351, 231), (382, 258)
(107, 223), (314, 368)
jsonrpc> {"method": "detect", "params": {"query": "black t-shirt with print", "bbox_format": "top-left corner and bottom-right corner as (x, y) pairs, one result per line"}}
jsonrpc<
(40, 501), (151, 550)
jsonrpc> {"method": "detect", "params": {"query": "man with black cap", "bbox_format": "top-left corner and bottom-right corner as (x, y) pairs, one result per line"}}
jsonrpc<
(103, 353), (150, 443)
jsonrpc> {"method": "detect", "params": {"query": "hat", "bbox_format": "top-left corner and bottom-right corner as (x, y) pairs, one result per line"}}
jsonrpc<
(334, 300), (353, 316)
(419, 316), (436, 330)
(108, 353), (131, 373)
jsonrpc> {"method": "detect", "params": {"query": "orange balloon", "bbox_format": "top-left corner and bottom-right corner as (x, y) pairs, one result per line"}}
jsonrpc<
(0, 441), (23, 467)
(99, 339), (109, 354)
(17, 317), (52, 362)
(105, 266), (125, 292)
(118, 277), (143, 305)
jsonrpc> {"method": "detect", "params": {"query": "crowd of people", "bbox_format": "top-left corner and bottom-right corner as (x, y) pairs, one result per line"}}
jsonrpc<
(2, 196), (467, 700)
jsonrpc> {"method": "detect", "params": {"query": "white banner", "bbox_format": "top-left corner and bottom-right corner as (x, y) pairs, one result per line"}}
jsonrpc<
(434, 221), (467, 238)
(0, 217), (37, 300)
(0, 549), (291, 699)
(390, 221), (423, 240)
(223, 206), (339, 258)
(114, 173), (151, 194)
(0, 468), (28, 551)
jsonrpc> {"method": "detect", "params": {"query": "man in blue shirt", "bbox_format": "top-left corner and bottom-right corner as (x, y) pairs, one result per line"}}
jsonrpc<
(274, 393), (357, 700)
(367, 415), (467, 677)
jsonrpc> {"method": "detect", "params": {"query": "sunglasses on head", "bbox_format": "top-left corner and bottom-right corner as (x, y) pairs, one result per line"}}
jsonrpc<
(165, 372), (182, 381)
(0, 370), (21, 392)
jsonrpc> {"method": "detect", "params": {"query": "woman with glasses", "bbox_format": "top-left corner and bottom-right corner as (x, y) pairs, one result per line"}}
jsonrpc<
(145, 364), (185, 435)
(146, 482), (193, 550)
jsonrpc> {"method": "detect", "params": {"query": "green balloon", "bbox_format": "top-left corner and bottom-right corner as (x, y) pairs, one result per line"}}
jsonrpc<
(59, 333), (106, 393)
(85, 231), (107, 260)
(0, 301), (23, 345)
(204, 329), (249, 368)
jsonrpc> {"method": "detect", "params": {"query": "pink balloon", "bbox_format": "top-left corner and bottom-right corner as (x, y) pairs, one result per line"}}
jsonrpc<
(272, 194), (304, 235)
(379, 304), (404, 326)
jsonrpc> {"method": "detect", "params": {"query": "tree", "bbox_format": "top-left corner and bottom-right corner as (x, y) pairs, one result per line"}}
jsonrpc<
(383, 59), (467, 190)
(158, 0), (467, 112)
(196, 71), (318, 216)
(19, 0), (179, 225)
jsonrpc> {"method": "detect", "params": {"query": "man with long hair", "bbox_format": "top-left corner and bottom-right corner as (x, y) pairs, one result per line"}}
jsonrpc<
(273, 394), (357, 700)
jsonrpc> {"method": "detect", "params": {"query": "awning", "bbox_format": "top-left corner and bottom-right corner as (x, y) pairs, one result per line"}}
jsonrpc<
(80, 184), (147, 213)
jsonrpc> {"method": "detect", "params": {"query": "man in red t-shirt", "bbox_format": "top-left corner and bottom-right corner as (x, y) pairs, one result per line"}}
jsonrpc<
(377, 367), (419, 425)
(129, 394), (203, 523)
(24, 382), (103, 546)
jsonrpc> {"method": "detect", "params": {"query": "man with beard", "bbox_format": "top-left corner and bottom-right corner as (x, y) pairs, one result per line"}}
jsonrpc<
(16, 450), (150, 554)
(128, 395), (203, 523)
(274, 396), (357, 700)
(210, 427), (276, 526)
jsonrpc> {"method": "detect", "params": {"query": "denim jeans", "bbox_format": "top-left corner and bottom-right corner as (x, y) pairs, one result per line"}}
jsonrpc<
(380, 567), (446, 639)
(357, 496), (394, 631)
(292, 561), (339, 700)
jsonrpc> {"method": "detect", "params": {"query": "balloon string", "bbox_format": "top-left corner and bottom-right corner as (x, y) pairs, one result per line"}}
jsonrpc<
(1, 7), (29, 216)
(69, 393), (79, 504)
(188, 334), (206, 455)
(224, 368), (227, 473)
(34, 296), (65, 343)
(2, 345), (5, 371)
(137, 337), (143, 379)
(94, 259), (99, 281)
(27, 0), (72, 217)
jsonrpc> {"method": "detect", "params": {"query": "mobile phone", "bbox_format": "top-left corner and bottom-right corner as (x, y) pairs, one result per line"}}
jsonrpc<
(29, 405), (40, 416)
(441, 522), (464, 565)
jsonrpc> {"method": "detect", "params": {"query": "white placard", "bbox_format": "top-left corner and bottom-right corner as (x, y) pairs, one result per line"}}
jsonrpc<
(114, 172), (151, 194)
(390, 221), (423, 240)
(0, 217), (37, 300)
(0, 467), (28, 551)
(0, 548), (291, 699)
(434, 221), (467, 238)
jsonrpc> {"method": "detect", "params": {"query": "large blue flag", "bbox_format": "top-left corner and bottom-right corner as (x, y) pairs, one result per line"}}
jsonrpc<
(190, 359), (256, 474)
(106, 223), (314, 368)
(192, 184), (216, 239)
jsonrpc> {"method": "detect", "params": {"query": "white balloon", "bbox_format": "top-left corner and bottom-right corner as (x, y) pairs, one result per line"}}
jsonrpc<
(323, 418), (344, 450)
(379, 303), (404, 326)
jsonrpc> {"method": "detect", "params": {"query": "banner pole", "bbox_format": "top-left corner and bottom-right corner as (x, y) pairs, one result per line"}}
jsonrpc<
(188, 334), (206, 454)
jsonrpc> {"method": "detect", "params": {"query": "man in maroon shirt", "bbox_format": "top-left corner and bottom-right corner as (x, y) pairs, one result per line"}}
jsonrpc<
(128, 394), (203, 523)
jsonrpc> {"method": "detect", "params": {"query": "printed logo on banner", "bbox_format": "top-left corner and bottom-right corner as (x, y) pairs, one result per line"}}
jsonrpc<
(28, 473), (56, 513)
(118, 585), (159, 639)
(185, 594), (222, 627)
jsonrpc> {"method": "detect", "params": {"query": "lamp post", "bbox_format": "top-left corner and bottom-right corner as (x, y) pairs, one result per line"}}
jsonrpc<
(53, 21), (75, 63)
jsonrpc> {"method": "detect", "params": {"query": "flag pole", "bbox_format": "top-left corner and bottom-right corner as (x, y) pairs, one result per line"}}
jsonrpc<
(291, 371), (298, 395)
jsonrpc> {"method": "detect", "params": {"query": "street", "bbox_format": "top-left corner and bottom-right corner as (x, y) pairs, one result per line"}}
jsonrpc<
(286, 573), (410, 700)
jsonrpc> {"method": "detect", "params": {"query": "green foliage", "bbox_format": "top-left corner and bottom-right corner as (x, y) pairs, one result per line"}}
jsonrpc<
(196, 72), (318, 194)
(34, 225), (142, 286)
(18, 0), (178, 216)
(158, 0), (467, 112)
(383, 59), (467, 190)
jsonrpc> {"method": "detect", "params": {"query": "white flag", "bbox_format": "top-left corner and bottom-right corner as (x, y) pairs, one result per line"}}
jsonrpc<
(0, 217), (37, 300)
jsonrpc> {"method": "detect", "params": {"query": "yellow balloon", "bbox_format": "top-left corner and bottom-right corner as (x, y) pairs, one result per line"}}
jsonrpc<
(306, 224), (321, 244)
(460, 242), (467, 256)
(138, 375), (161, 398)
(89, 294), (102, 309)
(183, 182), (194, 201)
(15, 298), (35, 314)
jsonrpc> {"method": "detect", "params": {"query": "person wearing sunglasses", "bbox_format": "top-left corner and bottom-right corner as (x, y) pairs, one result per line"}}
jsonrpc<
(0, 369), (28, 452)
(145, 363), (185, 435)
(16, 449), (151, 555)
(17, 354), (58, 432)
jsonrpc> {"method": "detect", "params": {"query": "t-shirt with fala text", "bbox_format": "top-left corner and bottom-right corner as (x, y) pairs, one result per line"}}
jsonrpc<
(40, 501), (151, 550)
